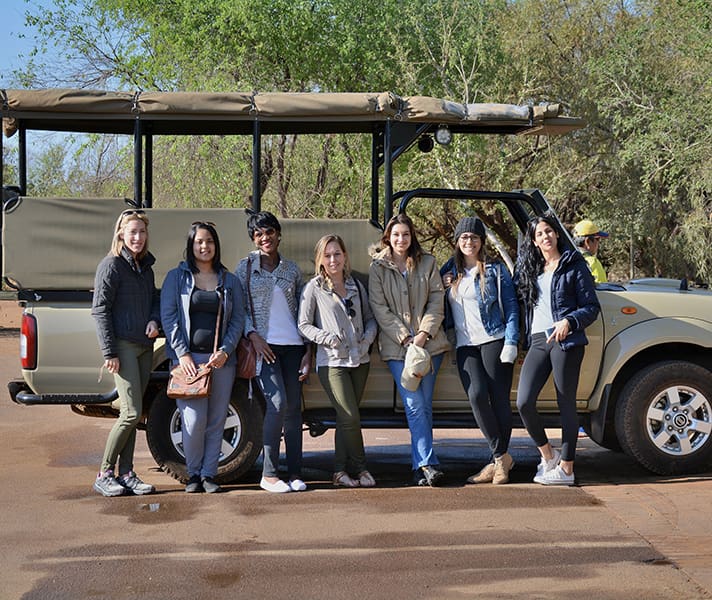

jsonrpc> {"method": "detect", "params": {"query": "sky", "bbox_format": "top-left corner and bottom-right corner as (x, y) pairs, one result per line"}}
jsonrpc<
(1, 0), (49, 88)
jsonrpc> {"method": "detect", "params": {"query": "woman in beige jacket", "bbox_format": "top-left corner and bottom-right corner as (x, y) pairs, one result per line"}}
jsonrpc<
(368, 214), (450, 486)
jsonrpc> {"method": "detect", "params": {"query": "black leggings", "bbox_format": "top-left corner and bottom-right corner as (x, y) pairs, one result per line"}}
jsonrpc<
(456, 339), (513, 458)
(516, 333), (584, 462)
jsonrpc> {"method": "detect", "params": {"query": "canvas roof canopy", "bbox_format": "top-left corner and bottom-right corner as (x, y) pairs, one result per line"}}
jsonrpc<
(1, 89), (585, 137)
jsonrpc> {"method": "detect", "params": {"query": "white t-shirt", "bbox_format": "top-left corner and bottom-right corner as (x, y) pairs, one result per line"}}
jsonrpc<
(531, 271), (555, 334)
(448, 267), (500, 347)
(266, 286), (303, 345)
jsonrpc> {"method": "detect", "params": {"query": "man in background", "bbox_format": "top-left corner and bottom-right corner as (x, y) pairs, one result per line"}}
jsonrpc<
(573, 219), (609, 283)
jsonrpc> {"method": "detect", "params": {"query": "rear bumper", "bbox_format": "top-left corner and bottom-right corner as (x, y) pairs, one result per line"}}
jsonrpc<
(8, 379), (118, 405)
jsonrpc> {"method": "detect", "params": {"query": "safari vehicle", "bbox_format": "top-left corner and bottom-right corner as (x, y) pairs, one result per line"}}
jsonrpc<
(2, 89), (712, 481)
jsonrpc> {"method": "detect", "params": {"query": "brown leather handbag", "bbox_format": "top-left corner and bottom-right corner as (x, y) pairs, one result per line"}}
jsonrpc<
(167, 289), (222, 399)
(237, 256), (258, 379)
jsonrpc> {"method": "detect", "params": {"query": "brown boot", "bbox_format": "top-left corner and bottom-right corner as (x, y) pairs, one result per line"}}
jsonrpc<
(492, 453), (514, 485)
(466, 462), (495, 484)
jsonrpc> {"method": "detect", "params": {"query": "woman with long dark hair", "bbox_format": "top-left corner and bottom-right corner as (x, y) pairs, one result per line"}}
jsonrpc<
(515, 214), (600, 485)
(161, 221), (245, 493)
(369, 213), (450, 486)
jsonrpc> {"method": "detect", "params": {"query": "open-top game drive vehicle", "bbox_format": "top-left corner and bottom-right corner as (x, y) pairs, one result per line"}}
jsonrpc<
(3, 88), (711, 480)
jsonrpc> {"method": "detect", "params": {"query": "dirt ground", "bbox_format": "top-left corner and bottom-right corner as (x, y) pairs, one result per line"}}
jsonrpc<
(1, 299), (711, 600)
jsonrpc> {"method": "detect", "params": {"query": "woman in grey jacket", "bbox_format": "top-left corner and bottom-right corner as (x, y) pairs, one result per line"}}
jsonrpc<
(369, 214), (450, 486)
(299, 235), (378, 488)
(161, 222), (244, 494)
(91, 209), (160, 497)
(236, 211), (311, 494)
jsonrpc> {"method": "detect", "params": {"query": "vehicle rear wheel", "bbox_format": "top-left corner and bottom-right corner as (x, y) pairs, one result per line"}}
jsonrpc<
(146, 379), (264, 484)
(615, 361), (712, 475)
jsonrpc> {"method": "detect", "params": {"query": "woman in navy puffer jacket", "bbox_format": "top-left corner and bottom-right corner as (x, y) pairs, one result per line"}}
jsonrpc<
(515, 213), (600, 486)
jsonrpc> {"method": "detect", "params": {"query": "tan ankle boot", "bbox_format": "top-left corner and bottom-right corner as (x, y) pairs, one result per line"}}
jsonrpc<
(466, 462), (495, 484)
(492, 453), (514, 485)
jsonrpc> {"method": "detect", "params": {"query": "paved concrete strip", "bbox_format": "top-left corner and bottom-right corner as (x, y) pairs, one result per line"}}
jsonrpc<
(584, 479), (712, 596)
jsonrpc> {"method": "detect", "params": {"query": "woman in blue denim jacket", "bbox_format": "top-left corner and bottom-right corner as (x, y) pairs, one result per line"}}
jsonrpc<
(161, 222), (245, 494)
(515, 214), (600, 486)
(441, 217), (520, 485)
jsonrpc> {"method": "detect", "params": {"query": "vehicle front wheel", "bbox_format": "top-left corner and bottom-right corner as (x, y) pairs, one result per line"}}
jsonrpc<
(146, 379), (264, 484)
(615, 361), (712, 475)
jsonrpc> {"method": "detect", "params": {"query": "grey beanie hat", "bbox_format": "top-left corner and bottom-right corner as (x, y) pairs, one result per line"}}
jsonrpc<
(454, 217), (485, 242)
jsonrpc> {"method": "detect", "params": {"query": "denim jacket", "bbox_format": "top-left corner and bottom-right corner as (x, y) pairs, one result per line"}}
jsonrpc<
(441, 259), (520, 347)
(519, 249), (600, 351)
(160, 261), (245, 365)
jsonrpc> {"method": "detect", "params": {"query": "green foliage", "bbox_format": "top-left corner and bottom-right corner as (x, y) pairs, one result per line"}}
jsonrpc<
(11, 0), (712, 282)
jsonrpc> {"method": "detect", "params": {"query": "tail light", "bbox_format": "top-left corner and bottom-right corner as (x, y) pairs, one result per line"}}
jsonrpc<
(20, 313), (37, 370)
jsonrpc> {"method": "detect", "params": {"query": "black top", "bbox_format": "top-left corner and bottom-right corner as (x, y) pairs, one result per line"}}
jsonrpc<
(189, 288), (220, 352)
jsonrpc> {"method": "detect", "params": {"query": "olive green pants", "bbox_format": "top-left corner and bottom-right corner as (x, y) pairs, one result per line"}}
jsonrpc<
(317, 363), (370, 474)
(100, 339), (153, 475)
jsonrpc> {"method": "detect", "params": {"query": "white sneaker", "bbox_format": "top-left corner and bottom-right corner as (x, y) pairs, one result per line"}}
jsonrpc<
(289, 478), (307, 492)
(535, 464), (574, 486)
(534, 448), (561, 479)
(260, 477), (291, 493)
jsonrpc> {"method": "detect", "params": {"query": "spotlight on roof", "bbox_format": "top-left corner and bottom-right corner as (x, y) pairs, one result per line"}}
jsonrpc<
(434, 125), (452, 145)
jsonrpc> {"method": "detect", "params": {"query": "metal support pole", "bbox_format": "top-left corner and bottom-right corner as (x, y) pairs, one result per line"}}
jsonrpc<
(144, 132), (153, 208)
(371, 131), (380, 225)
(383, 120), (393, 226)
(252, 120), (261, 211)
(133, 119), (143, 206)
(18, 127), (27, 196)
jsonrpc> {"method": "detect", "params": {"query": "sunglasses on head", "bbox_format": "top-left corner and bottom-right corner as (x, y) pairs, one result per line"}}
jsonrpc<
(121, 209), (146, 217)
(192, 221), (216, 228)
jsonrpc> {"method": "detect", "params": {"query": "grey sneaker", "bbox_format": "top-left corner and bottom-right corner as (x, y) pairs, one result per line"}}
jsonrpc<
(119, 471), (155, 495)
(93, 471), (126, 497)
(201, 477), (221, 494)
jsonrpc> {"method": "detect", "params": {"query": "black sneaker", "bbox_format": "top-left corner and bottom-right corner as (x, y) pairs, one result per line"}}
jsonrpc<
(201, 477), (221, 494)
(185, 475), (203, 493)
(421, 465), (444, 487)
(413, 469), (428, 486)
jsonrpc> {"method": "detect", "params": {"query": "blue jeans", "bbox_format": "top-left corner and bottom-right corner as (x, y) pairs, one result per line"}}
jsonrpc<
(176, 352), (236, 479)
(388, 352), (444, 470)
(257, 345), (304, 478)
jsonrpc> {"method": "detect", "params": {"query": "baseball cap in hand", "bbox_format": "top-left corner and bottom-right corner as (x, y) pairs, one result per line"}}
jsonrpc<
(573, 219), (608, 238)
(401, 344), (432, 392)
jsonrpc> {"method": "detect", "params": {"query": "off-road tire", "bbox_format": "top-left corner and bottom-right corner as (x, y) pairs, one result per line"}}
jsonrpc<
(146, 378), (264, 484)
(615, 360), (712, 475)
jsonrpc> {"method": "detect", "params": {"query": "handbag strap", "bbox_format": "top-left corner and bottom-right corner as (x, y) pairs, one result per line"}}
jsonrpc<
(213, 286), (223, 355)
(246, 255), (256, 323)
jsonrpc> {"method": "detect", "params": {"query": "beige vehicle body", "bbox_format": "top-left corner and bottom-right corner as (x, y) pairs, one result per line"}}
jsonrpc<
(3, 89), (712, 480)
